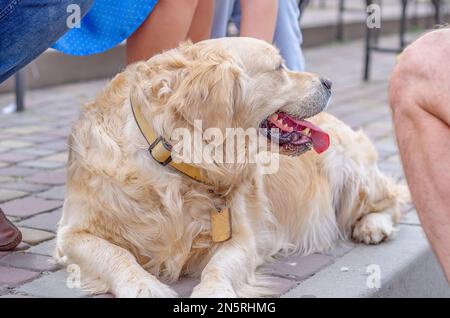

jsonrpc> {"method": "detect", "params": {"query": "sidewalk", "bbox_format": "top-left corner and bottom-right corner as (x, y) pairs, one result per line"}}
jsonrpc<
(1, 34), (449, 298)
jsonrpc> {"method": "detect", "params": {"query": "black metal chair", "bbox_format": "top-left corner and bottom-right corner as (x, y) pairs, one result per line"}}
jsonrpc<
(364, 0), (444, 81)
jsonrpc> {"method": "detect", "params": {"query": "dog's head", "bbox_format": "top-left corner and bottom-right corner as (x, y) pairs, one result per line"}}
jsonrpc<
(131, 37), (331, 168)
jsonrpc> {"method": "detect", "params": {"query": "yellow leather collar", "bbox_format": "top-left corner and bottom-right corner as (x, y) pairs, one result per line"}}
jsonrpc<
(130, 94), (207, 184)
(130, 93), (232, 242)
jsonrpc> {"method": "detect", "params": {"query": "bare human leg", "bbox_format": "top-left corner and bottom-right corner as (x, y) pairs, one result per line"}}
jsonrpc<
(127, 0), (213, 64)
(187, 0), (215, 43)
(239, 0), (278, 42)
(389, 28), (450, 281)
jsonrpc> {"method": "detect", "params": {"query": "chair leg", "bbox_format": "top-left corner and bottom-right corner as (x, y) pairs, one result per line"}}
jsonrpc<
(364, 28), (372, 81)
(337, 0), (345, 41)
(399, 0), (408, 49)
(432, 0), (442, 25)
(364, 0), (374, 81)
(15, 71), (25, 112)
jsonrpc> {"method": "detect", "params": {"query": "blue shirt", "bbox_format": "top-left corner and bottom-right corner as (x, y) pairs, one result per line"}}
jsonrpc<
(53, 0), (158, 56)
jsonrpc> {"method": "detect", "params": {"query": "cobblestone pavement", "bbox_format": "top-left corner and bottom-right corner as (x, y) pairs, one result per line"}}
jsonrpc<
(0, 35), (420, 298)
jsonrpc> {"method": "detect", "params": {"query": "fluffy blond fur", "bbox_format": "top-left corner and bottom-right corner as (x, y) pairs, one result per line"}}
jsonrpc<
(56, 38), (408, 298)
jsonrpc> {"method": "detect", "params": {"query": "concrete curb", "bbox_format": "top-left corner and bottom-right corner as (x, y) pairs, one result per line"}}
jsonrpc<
(282, 225), (450, 298)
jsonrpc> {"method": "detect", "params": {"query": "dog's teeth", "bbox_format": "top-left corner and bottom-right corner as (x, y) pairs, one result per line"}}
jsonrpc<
(303, 128), (310, 135)
(270, 114), (278, 121)
(277, 119), (284, 125)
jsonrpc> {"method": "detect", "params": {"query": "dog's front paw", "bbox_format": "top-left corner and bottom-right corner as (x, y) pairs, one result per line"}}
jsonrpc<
(115, 276), (178, 298)
(352, 213), (394, 245)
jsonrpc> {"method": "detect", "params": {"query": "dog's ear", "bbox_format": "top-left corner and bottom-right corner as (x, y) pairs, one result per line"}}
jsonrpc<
(130, 51), (186, 109)
(174, 56), (243, 134)
(136, 43), (243, 133)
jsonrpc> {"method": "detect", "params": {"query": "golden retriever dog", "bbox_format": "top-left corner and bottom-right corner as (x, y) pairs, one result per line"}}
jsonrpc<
(56, 37), (407, 298)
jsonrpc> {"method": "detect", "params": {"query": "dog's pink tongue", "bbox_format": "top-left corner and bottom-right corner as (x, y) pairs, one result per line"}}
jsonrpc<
(294, 119), (330, 154)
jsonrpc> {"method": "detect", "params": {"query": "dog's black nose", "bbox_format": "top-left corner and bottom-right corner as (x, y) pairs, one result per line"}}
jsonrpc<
(320, 78), (332, 91)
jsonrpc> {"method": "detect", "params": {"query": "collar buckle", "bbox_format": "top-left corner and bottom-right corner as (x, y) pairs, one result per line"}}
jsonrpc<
(148, 137), (173, 166)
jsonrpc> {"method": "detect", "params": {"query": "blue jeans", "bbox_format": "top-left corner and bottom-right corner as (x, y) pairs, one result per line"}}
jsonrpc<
(211, 0), (305, 71)
(0, 0), (94, 83)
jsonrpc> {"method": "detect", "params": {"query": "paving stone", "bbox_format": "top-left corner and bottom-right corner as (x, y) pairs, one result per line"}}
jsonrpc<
(341, 112), (384, 128)
(363, 127), (390, 140)
(7, 216), (19, 223)
(0, 189), (27, 203)
(2, 196), (62, 218)
(18, 227), (55, 246)
(41, 152), (68, 163)
(0, 251), (9, 258)
(0, 132), (14, 138)
(378, 161), (405, 179)
(374, 138), (399, 158)
(171, 276), (200, 298)
(36, 186), (66, 200)
(40, 140), (68, 152)
(0, 252), (60, 272)
(266, 276), (299, 296)
(0, 181), (51, 193)
(26, 171), (66, 185)
(17, 270), (91, 298)
(18, 209), (62, 232)
(11, 115), (53, 124)
(15, 134), (61, 144)
(13, 242), (31, 251)
(0, 293), (35, 298)
(46, 128), (71, 138)
(364, 121), (393, 134)
(324, 242), (356, 258)
(19, 160), (66, 170)
(27, 239), (56, 257)
(0, 162), (8, 168)
(93, 293), (114, 298)
(0, 153), (35, 163)
(400, 209), (421, 226)
(385, 154), (402, 165)
(0, 166), (39, 177)
(2, 125), (50, 135)
(0, 140), (33, 149)
(0, 176), (16, 183)
(0, 266), (40, 287)
(14, 148), (56, 157)
(401, 203), (415, 214)
(263, 254), (333, 281)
